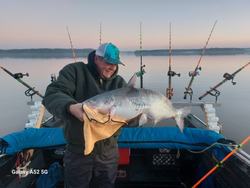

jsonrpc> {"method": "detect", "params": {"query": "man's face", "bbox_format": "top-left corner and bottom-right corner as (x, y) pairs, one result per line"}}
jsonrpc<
(95, 55), (117, 79)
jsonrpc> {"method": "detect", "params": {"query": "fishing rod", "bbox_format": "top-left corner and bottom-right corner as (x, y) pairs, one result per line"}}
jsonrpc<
(136, 22), (146, 88)
(66, 26), (77, 63)
(100, 23), (102, 45)
(184, 21), (217, 101)
(199, 62), (250, 102)
(166, 23), (180, 99)
(192, 135), (250, 188)
(0, 65), (44, 98)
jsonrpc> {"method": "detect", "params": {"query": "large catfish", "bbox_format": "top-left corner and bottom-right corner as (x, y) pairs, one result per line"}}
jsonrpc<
(83, 73), (191, 131)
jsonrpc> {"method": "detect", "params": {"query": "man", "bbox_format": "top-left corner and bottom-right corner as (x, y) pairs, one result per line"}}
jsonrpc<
(42, 43), (137, 188)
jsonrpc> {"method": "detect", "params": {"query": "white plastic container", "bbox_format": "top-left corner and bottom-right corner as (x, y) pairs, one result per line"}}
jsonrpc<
(204, 104), (213, 109)
(208, 121), (217, 127)
(30, 105), (42, 111)
(206, 113), (216, 118)
(25, 123), (35, 129)
(28, 113), (39, 119)
(34, 101), (42, 106)
(205, 108), (216, 113)
(209, 125), (220, 132)
(29, 118), (38, 123)
(208, 116), (219, 122)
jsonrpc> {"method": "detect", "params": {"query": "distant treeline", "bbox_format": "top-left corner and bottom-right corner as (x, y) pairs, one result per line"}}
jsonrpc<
(0, 48), (250, 58)
(0, 48), (95, 58)
(134, 48), (250, 56)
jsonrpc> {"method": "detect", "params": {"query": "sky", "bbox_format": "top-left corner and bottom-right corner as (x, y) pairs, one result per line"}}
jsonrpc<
(0, 0), (250, 51)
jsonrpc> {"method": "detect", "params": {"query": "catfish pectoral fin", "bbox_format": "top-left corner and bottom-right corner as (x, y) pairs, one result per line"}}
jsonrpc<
(139, 114), (148, 126)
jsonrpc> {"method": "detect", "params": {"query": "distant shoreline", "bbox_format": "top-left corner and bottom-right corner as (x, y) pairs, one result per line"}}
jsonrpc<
(134, 48), (250, 56)
(0, 48), (250, 58)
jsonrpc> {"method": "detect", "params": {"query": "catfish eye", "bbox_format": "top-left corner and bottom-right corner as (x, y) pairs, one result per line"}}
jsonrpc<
(104, 100), (109, 104)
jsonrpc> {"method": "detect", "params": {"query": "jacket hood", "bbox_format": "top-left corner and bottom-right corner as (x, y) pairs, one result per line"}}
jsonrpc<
(87, 50), (119, 81)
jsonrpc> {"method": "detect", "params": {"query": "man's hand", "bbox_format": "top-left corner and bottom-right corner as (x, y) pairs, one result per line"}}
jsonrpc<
(69, 103), (85, 122)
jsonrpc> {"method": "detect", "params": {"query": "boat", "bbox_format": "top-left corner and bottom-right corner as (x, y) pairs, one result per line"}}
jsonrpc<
(0, 91), (250, 188)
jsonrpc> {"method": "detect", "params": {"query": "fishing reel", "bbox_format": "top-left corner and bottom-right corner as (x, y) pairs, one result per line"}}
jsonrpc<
(51, 73), (57, 82)
(168, 71), (180, 77)
(189, 67), (202, 77)
(136, 65), (146, 77)
(223, 73), (236, 85)
(14, 73), (29, 79)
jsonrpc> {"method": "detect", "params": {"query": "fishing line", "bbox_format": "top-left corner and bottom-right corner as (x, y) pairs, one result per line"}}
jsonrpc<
(195, 141), (250, 188)
(192, 135), (250, 188)
(166, 23), (180, 99)
(135, 22), (146, 88)
(167, 22), (173, 99)
(135, 22), (146, 87)
(140, 22), (143, 88)
(184, 21), (217, 101)
(100, 23), (102, 45)
(66, 26), (77, 63)
(187, 142), (238, 154)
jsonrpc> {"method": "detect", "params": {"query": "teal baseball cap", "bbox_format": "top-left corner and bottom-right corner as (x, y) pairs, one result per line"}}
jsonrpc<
(95, 43), (124, 66)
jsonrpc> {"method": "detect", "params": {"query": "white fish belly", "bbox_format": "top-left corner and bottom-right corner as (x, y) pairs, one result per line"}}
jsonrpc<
(145, 101), (176, 120)
(112, 101), (145, 120)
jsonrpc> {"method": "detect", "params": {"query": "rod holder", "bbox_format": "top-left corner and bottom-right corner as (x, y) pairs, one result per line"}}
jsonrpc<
(184, 87), (193, 102)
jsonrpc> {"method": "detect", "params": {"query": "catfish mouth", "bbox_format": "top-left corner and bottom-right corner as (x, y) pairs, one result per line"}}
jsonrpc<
(84, 102), (110, 115)
(83, 103), (100, 117)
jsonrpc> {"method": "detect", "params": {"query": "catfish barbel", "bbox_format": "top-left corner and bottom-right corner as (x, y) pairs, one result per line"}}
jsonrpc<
(83, 74), (191, 132)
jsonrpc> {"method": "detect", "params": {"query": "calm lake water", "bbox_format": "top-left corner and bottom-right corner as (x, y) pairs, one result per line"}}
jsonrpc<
(0, 54), (250, 153)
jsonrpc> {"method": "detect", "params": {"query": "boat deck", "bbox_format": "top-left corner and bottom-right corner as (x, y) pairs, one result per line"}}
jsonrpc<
(1, 114), (250, 188)
(43, 148), (201, 188)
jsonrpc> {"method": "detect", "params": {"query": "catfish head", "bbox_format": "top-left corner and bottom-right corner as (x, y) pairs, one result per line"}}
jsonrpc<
(83, 93), (115, 115)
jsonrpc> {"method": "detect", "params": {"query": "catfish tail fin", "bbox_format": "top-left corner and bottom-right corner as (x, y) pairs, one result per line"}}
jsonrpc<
(174, 106), (191, 132)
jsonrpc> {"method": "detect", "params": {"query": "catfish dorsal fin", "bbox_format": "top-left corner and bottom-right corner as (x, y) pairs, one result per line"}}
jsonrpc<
(127, 73), (137, 88)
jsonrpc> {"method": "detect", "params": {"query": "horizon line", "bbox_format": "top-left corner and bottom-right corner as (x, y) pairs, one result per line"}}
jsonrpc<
(1, 47), (250, 52)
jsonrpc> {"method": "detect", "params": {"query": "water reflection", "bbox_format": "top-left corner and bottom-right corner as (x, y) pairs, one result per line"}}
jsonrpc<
(0, 55), (250, 153)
